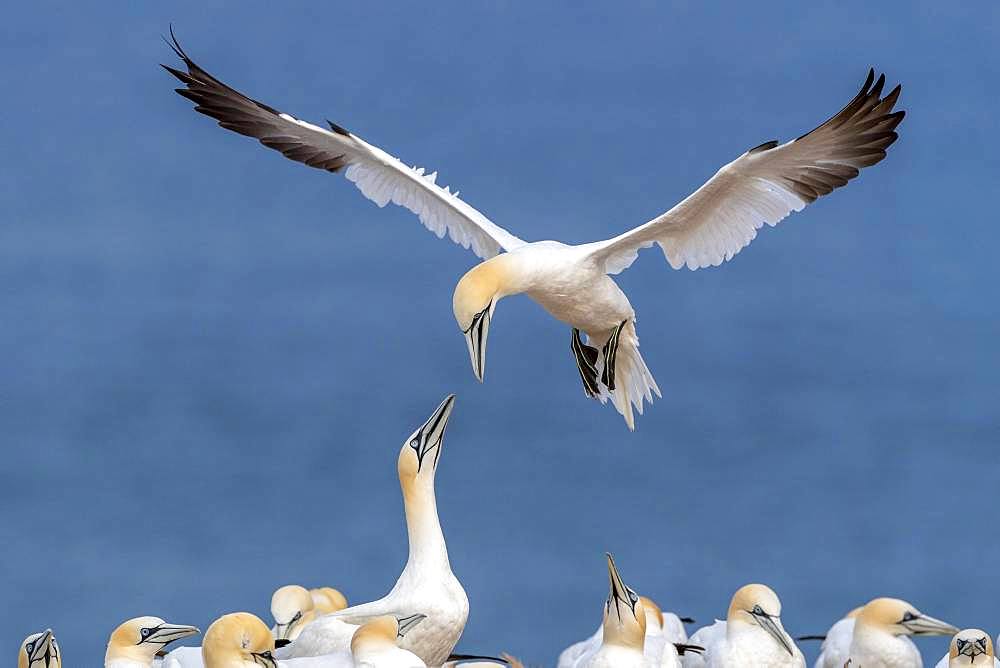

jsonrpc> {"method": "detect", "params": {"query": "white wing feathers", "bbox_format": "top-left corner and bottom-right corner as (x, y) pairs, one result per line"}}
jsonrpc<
(588, 69), (904, 274)
(163, 31), (525, 260)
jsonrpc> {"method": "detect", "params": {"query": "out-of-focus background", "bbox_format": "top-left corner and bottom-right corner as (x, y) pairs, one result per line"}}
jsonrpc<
(2, 2), (997, 665)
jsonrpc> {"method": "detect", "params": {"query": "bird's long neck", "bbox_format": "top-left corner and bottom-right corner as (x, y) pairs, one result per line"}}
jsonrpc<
(401, 478), (450, 572)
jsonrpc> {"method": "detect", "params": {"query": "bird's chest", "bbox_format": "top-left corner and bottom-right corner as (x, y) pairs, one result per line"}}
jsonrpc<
(396, 582), (469, 666)
(714, 641), (802, 668)
(586, 645), (650, 668)
(526, 273), (632, 333)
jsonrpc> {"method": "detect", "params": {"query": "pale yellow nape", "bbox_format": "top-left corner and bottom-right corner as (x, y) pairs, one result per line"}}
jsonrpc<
(639, 595), (665, 628)
(350, 616), (400, 655)
(203, 613), (273, 668)
(727, 583), (781, 622)
(855, 598), (914, 631)
(452, 256), (514, 329)
(949, 629), (994, 659)
(310, 587), (348, 614)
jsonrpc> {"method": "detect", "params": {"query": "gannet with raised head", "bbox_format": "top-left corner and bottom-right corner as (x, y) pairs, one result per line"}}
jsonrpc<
(163, 32), (905, 429)
(934, 630), (998, 668)
(559, 592), (689, 667)
(847, 597), (959, 668)
(271, 586), (317, 641)
(807, 605), (863, 668)
(282, 395), (468, 666)
(683, 584), (804, 668)
(106, 617), (200, 668)
(310, 588), (349, 615)
(19, 630), (60, 668)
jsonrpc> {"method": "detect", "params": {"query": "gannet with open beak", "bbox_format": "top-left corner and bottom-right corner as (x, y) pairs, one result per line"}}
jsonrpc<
(282, 395), (468, 666)
(848, 598), (959, 668)
(803, 605), (863, 668)
(934, 630), (998, 668)
(683, 584), (804, 667)
(310, 588), (349, 615)
(163, 32), (905, 429)
(19, 630), (61, 668)
(271, 586), (317, 642)
(560, 591), (689, 667)
(106, 617), (200, 668)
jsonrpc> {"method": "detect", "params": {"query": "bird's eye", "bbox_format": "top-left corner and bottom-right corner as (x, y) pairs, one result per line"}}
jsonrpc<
(977, 638), (988, 649)
(901, 612), (917, 623)
(141, 628), (151, 637)
(410, 438), (420, 449)
(957, 639), (968, 649)
(25, 644), (34, 654)
(752, 605), (765, 616)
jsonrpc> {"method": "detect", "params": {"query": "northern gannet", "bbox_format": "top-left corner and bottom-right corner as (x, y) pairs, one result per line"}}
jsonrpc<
(197, 613), (277, 668)
(271, 586), (317, 641)
(807, 605), (863, 668)
(847, 597), (959, 668)
(559, 593), (689, 667)
(162, 33), (905, 429)
(19, 630), (60, 668)
(683, 584), (804, 667)
(282, 395), (468, 666)
(348, 615), (428, 668)
(311, 588), (349, 615)
(934, 630), (998, 668)
(106, 617), (200, 668)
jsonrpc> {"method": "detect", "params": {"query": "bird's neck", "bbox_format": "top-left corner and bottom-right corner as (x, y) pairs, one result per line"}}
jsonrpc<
(401, 478), (450, 572)
(105, 648), (154, 668)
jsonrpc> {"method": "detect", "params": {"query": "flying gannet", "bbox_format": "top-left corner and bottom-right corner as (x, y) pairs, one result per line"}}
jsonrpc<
(19, 630), (61, 668)
(106, 617), (200, 668)
(280, 395), (469, 666)
(271, 586), (317, 642)
(683, 584), (804, 667)
(162, 31), (905, 429)
(934, 629), (998, 668)
(847, 597), (959, 668)
(803, 605), (863, 668)
(559, 593), (689, 667)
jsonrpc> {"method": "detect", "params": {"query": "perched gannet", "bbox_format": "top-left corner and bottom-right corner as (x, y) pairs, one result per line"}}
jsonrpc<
(196, 613), (277, 668)
(282, 395), (468, 666)
(808, 605), (864, 668)
(934, 630), (998, 668)
(311, 588), (349, 615)
(163, 32), (905, 429)
(106, 617), (200, 668)
(847, 597), (959, 668)
(559, 592), (688, 667)
(683, 584), (804, 667)
(19, 630), (61, 668)
(348, 615), (428, 668)
(271, 586), (317, 641)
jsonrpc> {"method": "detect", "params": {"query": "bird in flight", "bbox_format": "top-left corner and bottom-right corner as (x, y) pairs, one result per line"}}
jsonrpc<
(163, 29), (904, 429)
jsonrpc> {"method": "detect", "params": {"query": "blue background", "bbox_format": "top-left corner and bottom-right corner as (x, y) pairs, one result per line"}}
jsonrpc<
(2, 2), (997, 665)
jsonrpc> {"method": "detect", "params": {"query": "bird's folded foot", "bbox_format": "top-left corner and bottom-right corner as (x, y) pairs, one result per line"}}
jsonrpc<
(571, 328), (601, 399)
(600, 320), (627, 391)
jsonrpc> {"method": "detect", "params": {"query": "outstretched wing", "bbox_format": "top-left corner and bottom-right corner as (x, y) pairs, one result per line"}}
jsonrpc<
(162, 29), (525, 259)
(586, 69), (904, 273)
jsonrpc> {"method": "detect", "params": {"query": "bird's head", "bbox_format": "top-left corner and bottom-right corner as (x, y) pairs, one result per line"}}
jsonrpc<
(202, 613), (275, 668)
(727, 584), (796, 657)
(19, 630), (60, 668)
(270, 585), (314, 641)
(309, 587), (348, 614)
(601, 553), (646, 649)
(397, 394), (455, 487)
(857, 598), (959, 637)
(453, 259), (512, 382)
(949, 629), (994, 665)
(106, 616), (200, 664)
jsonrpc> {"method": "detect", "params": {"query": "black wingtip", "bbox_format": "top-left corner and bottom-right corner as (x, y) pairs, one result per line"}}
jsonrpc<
(796, 634), (828, 641)
(674, 643), (705, 656)
(447, 653), (508, 664)
(326, 120), (351, 136)
(273, 639), (292, 649)
(679, 616), (696, 624)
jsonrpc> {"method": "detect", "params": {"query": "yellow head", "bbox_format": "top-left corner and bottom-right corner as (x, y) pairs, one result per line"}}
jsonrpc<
(727, 584), (795, 656)
(639, 596), (665, 631)
(397, 394), (455, 487)
(202, 613), (275, 668)
(949, 629), (994, 664)
(601, 553), (646, 649)
(856, 598), (959, 637)
(105, 616), (200, 664)
(454, 259), (513, 382)
(309, 587), (348, 614)
(18, 630), (60, 668)
(270, 585), (314, 640)
(349, 614), (426, 657)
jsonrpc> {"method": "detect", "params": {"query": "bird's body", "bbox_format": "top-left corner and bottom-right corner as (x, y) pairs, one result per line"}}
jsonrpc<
(282, 396), (468, 666)
(164, 33), (905, 429)
(849, 625), (923, 668)
(812, 607), (863, 668)
(559, 596), (686, 668)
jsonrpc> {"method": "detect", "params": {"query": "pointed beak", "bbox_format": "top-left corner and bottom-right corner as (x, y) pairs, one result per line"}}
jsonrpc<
(251, 650), (277, 668)
(751, 609), (795, 656)
(273, 623), (291, 641)
(904, 613), (960, 636)
(605, 553), (638, 621)
(395, 613), (427, 638)
(28, 630), (58, 668)
(463, 302), (493, 382)
(411, 394), (455, 472)
(143, 624), (200, 645)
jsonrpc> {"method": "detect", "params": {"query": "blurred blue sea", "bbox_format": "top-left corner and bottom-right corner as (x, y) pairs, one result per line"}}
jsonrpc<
(1, 2), (998, 665)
